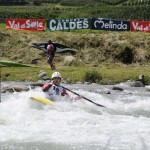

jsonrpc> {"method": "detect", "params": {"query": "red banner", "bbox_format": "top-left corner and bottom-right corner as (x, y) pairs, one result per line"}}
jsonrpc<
(6, 18), (45, 31)
(130, 21), (150, 32)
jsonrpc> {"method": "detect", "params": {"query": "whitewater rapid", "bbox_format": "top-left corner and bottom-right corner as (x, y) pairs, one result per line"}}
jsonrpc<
(0, 83), (150, 150)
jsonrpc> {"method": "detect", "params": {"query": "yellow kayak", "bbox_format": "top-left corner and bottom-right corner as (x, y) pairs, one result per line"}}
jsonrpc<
(30, 97), (54, 105)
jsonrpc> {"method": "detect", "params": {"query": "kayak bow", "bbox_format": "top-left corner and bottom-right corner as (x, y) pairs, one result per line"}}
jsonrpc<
(30, 97), (54, 105)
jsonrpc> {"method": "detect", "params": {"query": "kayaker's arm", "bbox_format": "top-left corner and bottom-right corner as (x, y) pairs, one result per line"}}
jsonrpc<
(42, 82), (52, 92)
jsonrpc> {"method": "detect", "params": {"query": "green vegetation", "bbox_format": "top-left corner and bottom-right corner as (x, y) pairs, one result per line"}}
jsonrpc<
(1, 29), (150, 66)
(84, 70), (102, 83)
(0, 23), (5, 28)
(0, 0), (150, 23)
(0, 28), (150, 84)
(1, 0), (150, 6)
(1, 64), (150, 84)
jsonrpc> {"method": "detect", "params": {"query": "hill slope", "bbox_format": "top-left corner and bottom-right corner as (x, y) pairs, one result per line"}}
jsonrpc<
(0, 29), (150, 66)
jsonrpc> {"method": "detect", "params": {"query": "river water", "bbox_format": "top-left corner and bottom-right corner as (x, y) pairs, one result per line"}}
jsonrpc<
(0, 83), (150, 150)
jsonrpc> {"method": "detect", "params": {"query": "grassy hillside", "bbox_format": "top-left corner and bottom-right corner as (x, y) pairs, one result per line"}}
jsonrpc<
(1, 28), (150, 84)
(1, 28), (150, 66)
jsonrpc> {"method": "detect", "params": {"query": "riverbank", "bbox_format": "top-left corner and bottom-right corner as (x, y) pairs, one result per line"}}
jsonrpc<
(1, 63), (150, 85)
(1, 28), (150, 85)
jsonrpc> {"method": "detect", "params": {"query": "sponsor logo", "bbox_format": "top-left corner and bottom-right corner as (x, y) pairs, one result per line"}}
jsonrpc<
(131, 22), (150, 32)
(94, 18), (128, 30)
(7, 19), (44, 30)
(48, 19), (89, 31)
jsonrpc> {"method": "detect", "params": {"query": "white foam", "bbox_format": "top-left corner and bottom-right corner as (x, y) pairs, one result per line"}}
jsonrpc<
(0, 85), (150, 150)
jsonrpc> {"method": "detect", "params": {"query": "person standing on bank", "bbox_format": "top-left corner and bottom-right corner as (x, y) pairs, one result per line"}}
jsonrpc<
(47, 40), (56, 70)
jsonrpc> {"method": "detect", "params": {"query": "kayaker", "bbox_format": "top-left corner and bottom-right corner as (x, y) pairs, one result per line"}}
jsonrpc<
(42, 72), (81, 101)
(47, 40), (56, 70)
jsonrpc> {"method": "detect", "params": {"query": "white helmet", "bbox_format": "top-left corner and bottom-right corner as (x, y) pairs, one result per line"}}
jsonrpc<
(51, 72), (62, 79)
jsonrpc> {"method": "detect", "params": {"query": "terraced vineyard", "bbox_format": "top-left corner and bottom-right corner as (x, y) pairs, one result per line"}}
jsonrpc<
(122, 0), (150, 6)
(0, 0), (150, 6)
(0, 0), (149, 23)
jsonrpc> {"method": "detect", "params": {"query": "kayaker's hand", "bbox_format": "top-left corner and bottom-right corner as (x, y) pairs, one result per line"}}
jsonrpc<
(73, 95), (83, 100)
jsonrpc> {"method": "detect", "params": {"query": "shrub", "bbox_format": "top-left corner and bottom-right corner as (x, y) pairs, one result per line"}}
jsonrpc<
(84, 70), (102, 83)
(33, 0), (42, 6)
(114, 46), (133, 64)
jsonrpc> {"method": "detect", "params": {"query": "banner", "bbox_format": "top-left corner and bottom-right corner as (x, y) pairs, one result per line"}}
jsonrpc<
(46, 18), (90, 31)
(91, 18), (130, 31)
(130, 21), (150, 32)
(6, 18), (45, 31)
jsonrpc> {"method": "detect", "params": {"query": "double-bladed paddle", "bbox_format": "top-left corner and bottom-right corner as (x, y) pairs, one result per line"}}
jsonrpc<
(61, 85), (106, 108)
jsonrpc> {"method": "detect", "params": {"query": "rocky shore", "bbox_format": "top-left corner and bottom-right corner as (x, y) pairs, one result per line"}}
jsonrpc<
(1, 70), (149, 94)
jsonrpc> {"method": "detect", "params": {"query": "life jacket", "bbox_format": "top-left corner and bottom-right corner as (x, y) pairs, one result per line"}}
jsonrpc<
(42, 82), (68, 100)
(47, 84), (64, 96)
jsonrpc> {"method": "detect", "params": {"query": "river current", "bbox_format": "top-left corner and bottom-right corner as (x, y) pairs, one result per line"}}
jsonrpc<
(0, 82), (150, 150)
